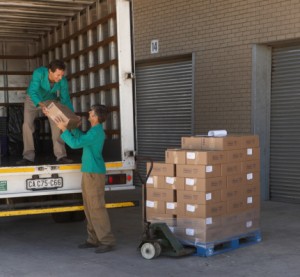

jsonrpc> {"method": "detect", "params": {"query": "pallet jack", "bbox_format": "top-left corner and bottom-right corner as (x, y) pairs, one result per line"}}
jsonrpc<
(136, 156), (196, 259)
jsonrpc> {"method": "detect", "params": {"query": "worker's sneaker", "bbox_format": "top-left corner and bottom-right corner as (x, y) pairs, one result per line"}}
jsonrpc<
(16, 158), (34, 166)
(57, 157), (73, 164)
(95, 244), (115, 253)
(78, 241), (98, 249)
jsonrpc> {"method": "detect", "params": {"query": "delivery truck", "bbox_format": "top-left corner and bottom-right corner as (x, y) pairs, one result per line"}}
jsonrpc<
(0, 0), (136, 221)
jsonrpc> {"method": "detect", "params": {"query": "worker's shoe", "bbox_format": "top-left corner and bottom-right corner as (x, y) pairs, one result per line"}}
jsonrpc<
(57, 157), (73, 164)
(95, 244), (115, 254)
(16, 158), (34, 166)
(78, 241), (98, 249)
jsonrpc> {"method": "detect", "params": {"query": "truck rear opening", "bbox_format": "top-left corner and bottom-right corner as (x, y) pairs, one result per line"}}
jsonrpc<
(0, 0), (136, 218)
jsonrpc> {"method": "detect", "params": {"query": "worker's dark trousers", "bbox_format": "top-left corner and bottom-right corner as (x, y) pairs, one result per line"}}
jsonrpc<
(82, 173), (115, 246)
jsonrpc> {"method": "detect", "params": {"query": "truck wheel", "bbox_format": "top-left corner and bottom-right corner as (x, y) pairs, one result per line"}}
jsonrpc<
(140, 242), (161, 259)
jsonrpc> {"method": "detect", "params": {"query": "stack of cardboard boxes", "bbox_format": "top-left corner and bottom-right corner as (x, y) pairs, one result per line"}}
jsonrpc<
(146, 135), (260, 244)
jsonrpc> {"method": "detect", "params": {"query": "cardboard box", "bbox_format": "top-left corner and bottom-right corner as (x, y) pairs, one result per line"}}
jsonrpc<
(146, 162), (176, 177)
(146, 176), (184, 190)
(244, 183), (260, 197)
(165, 202), (177, 215)
(146, 188), (175, 202)
(172, 226), (226, 243)
(201, 136), (242, 150)
(244, 195), (260, 210)
(245, 172), (260, 186)
(186, 150), (227, 165)
(181, 136), (203, 150)
(241, 160), (260, 173)
(147, 214), (175, 223)
(176, 216), (223, 229)
(46, 101), (80, 130)
(221, 162), (241, 176)
(165, 149), (186, 164)
(226, 174), (246, 189)
(177, 190), (221, 204)
(221, 188), (244, 201)
(164, 176), (185, 190)
(244, 147), (260, 161)
(146, 175), (165, 189)
(146, 200), (165, 214)
(226, 149), (245, 162)
(227, 199), (245, 214)
(184, 176), (226, 192)
(239, 135), (260, 148)
(176, 164), (221, 178)
(178, 202), (227, 218)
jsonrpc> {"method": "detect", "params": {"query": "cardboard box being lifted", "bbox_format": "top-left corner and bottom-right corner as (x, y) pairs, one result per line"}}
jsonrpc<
(46, 101), (80, 130)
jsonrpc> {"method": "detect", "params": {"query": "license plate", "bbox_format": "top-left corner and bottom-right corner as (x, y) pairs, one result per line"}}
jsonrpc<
(26, 177), (63, 190)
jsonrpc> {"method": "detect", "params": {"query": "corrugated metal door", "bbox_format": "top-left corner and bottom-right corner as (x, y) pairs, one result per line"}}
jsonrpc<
(270, 45), (300, 203)
(135, 56), (193, 179)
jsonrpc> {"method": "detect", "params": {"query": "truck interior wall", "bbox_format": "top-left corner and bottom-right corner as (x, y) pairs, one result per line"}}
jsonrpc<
(0, 0), (122, 166)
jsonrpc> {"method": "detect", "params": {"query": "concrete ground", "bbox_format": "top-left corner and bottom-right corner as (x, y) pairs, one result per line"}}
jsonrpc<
(0, 187), (300, 277)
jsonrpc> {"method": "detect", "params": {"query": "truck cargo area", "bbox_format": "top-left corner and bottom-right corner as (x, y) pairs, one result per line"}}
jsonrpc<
(0, 0), (136, 216)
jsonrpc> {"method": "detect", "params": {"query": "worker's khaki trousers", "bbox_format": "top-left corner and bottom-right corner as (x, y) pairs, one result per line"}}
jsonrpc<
(22, 95), (66, 161)
(82, 173), (115, 246)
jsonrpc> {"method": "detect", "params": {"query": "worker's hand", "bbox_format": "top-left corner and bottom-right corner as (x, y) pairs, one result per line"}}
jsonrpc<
(54, 116), (68, 132)
(76, 116), (82, 127)
(39, 102), (46, 109)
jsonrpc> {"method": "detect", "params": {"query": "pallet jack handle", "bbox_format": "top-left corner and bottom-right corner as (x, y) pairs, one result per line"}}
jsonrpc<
(134, 155), (153, 225)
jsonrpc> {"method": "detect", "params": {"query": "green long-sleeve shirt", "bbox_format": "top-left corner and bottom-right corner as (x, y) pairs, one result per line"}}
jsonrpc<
(61, 124), (106, 174)
(27, 66), (74, 111)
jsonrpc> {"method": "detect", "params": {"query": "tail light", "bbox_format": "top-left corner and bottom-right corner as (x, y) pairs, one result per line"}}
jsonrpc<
(106, 174), (127, 185)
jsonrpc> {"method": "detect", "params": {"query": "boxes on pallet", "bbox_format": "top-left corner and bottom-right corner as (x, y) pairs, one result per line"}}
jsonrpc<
(146, 134), (262, 247)
(239, 135), (259, 148)
(177, 202), (227, 218)
(146, 175), (184, 190)
(172, 225), (225, 243)
(184, 176), (226, 192)
(165, 149), (186, 164)
(147, 214), (176, 224)
(146, 162), (176, 177)
(177, 190), (221, 205)
(245, 172), (260, 186)
(245, 195), (260, 210)
(221, 162), (241, 176)
(226, 149), (245, 162)
(244, 183), (260, 197)
(244, 147), (260, 161)
(221, 187), (244, 201)
(181, 136), (203, 150)
(201, 136), (242, 151)
(146, 175), (165, 189)
(146, 199), (165, 215)
(185, 150), (227, 165)
(226, 174), (246, 189)
(165, 202), (177, 215)
(176, 164), (221, 178)
(227, 199), (245, 214)
(177, 216), (222, 229)
(146, 187), (175, 202)
(241, 160), (260, 173)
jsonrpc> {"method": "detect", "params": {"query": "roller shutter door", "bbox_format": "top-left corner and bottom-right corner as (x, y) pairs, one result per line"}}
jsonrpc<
(135, 57), (193, 179)
(270, 45), (300, 203)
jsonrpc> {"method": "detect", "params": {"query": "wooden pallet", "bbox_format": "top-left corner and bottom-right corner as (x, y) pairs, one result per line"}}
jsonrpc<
(184, 230), (262, 257)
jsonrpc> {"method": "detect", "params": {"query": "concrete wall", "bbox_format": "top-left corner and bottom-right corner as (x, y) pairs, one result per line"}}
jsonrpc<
(132, 0), (300, 134)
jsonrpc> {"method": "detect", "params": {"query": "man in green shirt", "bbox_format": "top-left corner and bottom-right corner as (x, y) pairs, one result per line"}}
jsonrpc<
(55, 104), (116, 254)
(17, 60), (74, 165)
